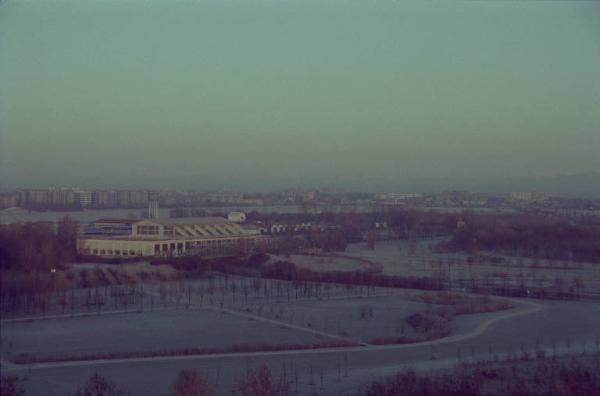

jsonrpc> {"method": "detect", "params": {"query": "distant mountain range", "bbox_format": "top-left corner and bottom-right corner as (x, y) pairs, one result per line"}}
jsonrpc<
(287, 172), (600, 197)
(355, 172), (600, 197)
(91, 172), (600, 197)
(4, 172), (600, 197)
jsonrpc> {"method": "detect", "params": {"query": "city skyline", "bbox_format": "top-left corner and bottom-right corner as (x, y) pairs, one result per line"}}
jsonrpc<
(1, 171), (600, 197)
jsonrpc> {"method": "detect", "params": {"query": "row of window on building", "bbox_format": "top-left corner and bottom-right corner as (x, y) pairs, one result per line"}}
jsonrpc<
(0, 189), (157, 209)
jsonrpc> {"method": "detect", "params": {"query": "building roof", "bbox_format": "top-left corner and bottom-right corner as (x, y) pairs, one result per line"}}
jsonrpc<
(95, 217), (230, 226)
(140, 217), (229, 226)
(95, 218), (138, 225)
(83, 216), (259, 241)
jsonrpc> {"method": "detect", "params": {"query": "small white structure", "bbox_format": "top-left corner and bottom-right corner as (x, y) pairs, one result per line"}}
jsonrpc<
(228, 211), (246, 223)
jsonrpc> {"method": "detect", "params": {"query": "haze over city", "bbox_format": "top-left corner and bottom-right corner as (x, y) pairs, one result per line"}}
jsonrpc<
(2, 2), (600, 396)
(1, 0), (599, 192)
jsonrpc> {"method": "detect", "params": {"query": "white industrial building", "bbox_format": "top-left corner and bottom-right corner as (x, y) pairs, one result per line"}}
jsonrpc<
(78, 217), (259, 258)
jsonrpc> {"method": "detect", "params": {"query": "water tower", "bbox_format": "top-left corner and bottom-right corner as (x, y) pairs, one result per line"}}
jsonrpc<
(148, 192), (160, 219)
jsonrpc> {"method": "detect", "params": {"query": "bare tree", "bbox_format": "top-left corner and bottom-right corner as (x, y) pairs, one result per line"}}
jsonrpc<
(1, 376), (25, 396)
(367, 231), (377, 250)
(71, 373), (131, 396)
(57, 216), (80, 262)
(234, 364), (290, 396)
(171, 370), (214, 396)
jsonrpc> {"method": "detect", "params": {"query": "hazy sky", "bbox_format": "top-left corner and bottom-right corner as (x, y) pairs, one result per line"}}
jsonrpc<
(1, 0), (599, 189)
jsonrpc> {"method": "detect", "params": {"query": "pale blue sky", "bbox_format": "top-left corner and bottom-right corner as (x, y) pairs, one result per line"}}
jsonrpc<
(1, 0), (599, 188)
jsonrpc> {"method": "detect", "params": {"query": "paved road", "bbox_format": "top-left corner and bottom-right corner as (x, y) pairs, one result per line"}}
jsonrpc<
(0, 307), (173, 324)
(0, 298), (540, 371)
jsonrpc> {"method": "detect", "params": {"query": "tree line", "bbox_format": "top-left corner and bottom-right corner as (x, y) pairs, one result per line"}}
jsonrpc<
(438, 212), (600, 263)
(0, 216), (79, 272)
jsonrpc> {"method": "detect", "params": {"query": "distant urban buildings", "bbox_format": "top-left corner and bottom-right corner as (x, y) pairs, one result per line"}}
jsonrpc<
(0, 188), (156, 210)
(0, 192), (18, 208)
(510, 191), (551, 202)
(374, 192), (422, 205)
(74, 190), (92, 208)
(1, 187), (598, 220)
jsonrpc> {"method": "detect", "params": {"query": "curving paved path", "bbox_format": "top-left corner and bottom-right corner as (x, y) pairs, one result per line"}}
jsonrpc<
(1, 297), (541, 371)
(4, 297), (598, 396)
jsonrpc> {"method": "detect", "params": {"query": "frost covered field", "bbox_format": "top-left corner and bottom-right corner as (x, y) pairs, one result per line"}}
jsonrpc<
(1, 277), (510, 363)
(283, 240), (600, 296)
(2, 241), (599, 395)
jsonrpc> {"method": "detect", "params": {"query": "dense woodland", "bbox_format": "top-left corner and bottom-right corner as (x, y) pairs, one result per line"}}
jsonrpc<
(438, 212), (600, 263)
(253, 210), (600, 264)
(0, 216), (78, 272)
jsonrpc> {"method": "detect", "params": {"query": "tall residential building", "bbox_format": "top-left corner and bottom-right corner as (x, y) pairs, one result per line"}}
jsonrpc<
(148, 192), (160, 219)
(74, 190), (92, 208)
(0, 193), (19, 209)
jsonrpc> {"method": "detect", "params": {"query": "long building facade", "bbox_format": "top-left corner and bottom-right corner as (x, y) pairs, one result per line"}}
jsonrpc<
(78, 217), (259, 258)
